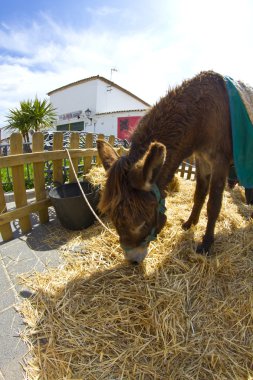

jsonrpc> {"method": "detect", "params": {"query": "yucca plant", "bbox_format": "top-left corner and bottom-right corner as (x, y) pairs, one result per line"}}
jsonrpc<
(31, 97), (57, 131)
(5, 97), (57, 142)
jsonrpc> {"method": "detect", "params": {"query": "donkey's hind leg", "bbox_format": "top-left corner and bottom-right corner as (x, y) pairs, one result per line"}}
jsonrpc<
(196, 159), (229, 254)
(182, 158), (211, 230)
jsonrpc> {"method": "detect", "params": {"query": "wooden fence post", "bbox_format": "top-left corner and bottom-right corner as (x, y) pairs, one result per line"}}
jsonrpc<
(108, 135), (115, 146)
(179, 162), (186, 178)
(83, 133), (93, 176)
(53, 132), (64, 184)
(0, 176), (13, 241)
(69, 132), (80, 182)
(32, 132), (49, 224)
(118, 146), (124, 157)
(186, 156), (195, 180)
(10, 133), (32, 233)
(96, 134), (104, 165)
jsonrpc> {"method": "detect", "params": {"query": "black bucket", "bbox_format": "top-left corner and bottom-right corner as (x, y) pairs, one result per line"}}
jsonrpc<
(49, 180), (100, 230)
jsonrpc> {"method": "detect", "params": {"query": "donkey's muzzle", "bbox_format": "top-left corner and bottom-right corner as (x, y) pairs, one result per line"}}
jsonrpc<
(123, 246), (148, 264)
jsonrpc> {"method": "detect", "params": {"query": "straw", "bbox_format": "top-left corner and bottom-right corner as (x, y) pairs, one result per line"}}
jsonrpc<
(18, 174), (253, 380)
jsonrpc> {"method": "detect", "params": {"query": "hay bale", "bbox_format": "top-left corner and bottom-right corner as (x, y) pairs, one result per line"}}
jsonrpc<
(18, 177), (253, 380)
(85, 166), (107, 189)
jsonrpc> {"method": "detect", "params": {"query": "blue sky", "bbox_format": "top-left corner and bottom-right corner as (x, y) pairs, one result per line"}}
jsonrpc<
(1, 0), (253, 130)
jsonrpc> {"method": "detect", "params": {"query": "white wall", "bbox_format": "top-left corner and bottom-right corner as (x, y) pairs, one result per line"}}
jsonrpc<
(50, 78), (148, 119)
(49, 78), (149, 136)
(96, 80), (147, 113)
(50, 80), (97, 117)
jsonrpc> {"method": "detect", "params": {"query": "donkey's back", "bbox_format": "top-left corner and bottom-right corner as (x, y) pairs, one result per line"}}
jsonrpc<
(131, 71), (232, 168)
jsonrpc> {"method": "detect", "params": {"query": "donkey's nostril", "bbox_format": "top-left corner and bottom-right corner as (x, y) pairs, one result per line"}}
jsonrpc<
(130, 255), (143, 264)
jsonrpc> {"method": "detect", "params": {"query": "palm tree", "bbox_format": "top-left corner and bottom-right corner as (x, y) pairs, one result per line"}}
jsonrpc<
(31, 98), (57, 131)
(5, 97), (57, 142)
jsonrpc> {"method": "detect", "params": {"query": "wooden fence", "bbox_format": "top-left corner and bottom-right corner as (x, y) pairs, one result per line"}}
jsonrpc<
(0, 131), (195, 242)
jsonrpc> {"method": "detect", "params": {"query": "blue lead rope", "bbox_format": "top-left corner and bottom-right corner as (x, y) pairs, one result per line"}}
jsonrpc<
(151, 184), (166, 214)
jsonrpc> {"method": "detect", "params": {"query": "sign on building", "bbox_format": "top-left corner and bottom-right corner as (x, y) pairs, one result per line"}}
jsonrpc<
(117, 116), (142, 140)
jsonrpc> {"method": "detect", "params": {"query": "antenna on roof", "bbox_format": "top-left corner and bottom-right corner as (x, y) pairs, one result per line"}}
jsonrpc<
(107, 68), (118, 92)
(110, 67), (118, 81)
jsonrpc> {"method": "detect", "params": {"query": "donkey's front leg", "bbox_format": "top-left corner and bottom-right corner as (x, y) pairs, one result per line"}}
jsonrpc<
(196, 164), (228, 254)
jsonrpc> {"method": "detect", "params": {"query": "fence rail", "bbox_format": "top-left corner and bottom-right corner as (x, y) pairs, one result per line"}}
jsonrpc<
(0, 131), (195, 241)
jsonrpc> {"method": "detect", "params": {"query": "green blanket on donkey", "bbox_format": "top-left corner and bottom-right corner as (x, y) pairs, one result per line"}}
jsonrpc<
(224, 76), (253, 188)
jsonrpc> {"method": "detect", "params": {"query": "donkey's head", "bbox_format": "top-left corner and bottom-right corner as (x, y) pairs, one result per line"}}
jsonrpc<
(97, 140), (167, 263)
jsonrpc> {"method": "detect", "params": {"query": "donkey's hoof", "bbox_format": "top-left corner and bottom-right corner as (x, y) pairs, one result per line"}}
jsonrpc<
(196, 243), (211, 255)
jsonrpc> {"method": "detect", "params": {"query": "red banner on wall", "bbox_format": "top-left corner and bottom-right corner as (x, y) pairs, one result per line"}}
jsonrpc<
(117, 116), (142, 140)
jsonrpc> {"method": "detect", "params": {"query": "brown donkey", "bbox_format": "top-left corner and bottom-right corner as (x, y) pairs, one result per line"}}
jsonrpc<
(97, 71), (233, 263)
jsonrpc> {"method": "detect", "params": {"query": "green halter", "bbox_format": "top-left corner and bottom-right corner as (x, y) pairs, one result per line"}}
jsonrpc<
(122, 184), (166, 252)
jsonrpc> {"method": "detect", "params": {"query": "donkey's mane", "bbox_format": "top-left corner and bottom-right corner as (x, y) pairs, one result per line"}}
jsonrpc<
(129, 81), (198, 159)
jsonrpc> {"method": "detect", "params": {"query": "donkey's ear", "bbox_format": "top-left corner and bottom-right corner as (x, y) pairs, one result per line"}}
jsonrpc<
(97, 140), (119, 171)
(129, 142), (166, 191)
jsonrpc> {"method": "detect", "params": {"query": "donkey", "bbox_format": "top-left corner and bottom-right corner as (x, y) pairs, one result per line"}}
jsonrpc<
(97, 70), (234, 263)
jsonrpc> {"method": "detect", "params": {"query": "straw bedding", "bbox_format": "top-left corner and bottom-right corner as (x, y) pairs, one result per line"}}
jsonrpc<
(18, 169), (253, 380)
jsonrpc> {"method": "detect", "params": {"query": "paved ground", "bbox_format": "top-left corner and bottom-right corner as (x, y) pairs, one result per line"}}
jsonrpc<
(0, 206), (64, 380)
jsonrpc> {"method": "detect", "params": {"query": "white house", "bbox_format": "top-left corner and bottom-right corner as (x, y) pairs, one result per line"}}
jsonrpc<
(47, 75), (150, 140)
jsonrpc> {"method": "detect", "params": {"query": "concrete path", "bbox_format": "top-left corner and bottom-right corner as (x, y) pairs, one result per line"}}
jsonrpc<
(0, 208), (64, 380)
